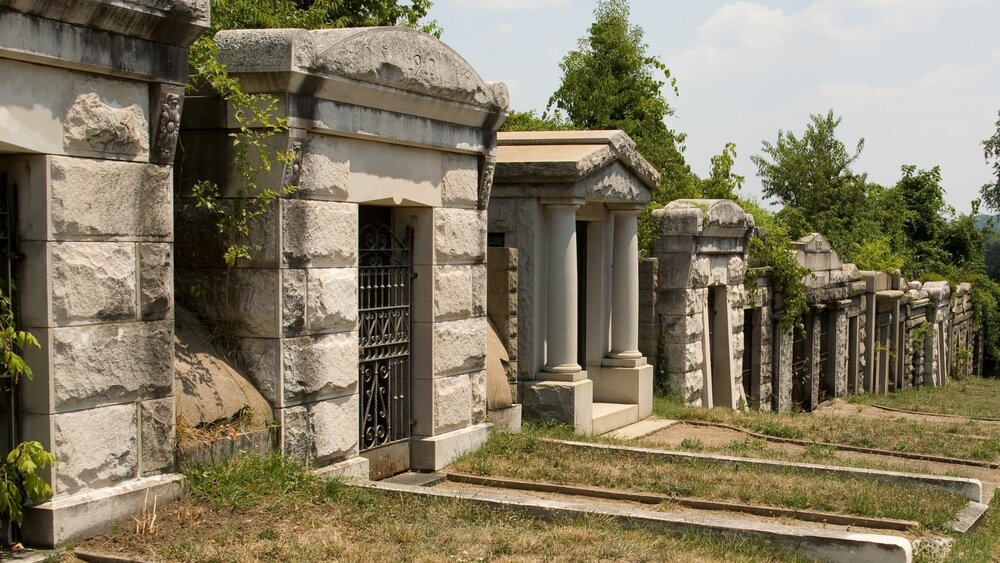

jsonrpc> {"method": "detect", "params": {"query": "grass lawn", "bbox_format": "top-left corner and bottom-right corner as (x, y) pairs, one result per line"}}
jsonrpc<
(450, 428), (968, 531)
(848, 376), (1000, 420)
(653, 395), (1000, 462)
(65, 455), (809, 563)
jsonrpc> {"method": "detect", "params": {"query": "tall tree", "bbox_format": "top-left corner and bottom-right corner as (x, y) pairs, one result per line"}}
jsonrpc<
(547, 0), (692, 201)
(208, 0), (438, 34)
(982, 110), (1000, 213)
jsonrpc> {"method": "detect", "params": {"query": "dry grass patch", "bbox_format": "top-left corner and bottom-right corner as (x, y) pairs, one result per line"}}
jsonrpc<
(653, 394), (1000, 461)
(451, 429), (968, 531)
(849, 376), (1000, 420)
(65, 455), (808, 563)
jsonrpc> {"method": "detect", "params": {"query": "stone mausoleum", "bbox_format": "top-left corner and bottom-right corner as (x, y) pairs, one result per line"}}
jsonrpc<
(0, 0), (208, 545)
(176, 27), (509, 480)
(488, 131), (659, 434)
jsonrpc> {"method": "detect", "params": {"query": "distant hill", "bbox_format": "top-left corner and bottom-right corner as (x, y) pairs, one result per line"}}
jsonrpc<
(976, 215), (1000, 233)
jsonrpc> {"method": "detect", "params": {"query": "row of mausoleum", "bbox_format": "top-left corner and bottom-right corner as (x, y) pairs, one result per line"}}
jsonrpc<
(0, 2), (983, 546)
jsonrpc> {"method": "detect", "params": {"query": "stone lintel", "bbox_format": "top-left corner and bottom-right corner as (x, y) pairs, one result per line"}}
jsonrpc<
(0, 10), (195, 85)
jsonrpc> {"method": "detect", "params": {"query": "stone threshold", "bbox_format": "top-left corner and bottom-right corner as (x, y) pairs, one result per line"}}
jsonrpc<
(362, 479), (914, 563)
(540, 438), (984, 502)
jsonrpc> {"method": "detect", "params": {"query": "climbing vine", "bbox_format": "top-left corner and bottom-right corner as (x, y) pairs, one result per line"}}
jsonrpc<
(0, 290), (53, 526)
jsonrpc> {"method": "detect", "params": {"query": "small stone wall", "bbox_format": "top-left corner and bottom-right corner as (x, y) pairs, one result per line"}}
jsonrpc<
(487, 247), (519, 393)
(951, 283), (975, 378)
(638, 257), (659, 375)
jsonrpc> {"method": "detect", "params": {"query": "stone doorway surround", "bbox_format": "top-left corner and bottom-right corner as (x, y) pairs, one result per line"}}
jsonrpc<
(175, 27), (508, 477)
(488, 131), (660, 434)
(0, 0), (208, 546)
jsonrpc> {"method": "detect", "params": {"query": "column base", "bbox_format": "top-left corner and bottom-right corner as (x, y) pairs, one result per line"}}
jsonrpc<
(522, 378), (593, 434)
(410, 423), (493, 471)
(488, 404), (522, 433)
(23, 474), (184, 548)
(593, 362), (654, 419)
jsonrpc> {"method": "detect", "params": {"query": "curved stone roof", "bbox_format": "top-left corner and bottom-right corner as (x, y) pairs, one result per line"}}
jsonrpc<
(214, 27), (508, 112)
(655, 199), (754, 237)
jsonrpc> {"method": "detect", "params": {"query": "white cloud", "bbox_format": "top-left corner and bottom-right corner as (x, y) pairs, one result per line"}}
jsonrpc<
(486, 21), (515, 38)
(450, 0), (569, 12)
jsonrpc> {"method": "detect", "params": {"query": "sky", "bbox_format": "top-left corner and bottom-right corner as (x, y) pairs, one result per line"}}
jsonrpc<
(433, 0), (1000, 214)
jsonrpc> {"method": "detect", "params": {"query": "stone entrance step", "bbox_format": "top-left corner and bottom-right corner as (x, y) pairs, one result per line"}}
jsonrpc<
(592, 402), (639, 435)
(381, 471), (446, 487)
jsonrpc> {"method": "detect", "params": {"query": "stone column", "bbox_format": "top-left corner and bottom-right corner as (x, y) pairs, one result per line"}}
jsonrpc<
(608, 206), (643, 360)
(542, 198), (584, 375)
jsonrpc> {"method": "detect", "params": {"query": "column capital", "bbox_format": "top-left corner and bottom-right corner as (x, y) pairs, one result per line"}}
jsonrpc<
(540, 196), (587, 208)
(607, 203), (645, 213)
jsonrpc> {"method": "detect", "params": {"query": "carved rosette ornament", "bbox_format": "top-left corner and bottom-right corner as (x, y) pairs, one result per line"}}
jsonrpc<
(284, 141), (303, 187)
(478, 155), (495, 210)
(150, 85), (184, 165)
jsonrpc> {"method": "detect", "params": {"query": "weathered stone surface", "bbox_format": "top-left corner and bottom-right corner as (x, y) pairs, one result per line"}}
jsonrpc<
(51, 321), (172, 409)
(239, 338), (280, 405)
(434, 265), (486, 321)
(227, 269), (279, 338)
(50, 157), (172, 238)
(434, 373), (472, 433)
(281, 200), (357, 267)
(63, 93), (149, 158)
(282, 268), (306, 336)
(278, 405), (311, 460)
(51, 242), (137, 324)
(306, 268), (358, 333)
(441, 153), (479, 207)
(282, 332), (358, 404)
(174, 307), (274, 426)
(53, 404), (137, 495)
(299, 135), (349, 200)
(310, 395), (358, 462)
(139, 243), (172, 321)
(140, 398), (175, 475)
(434, 208), (486, 264)
(470, 369), (487, 424)
(433, 317), (487, 376)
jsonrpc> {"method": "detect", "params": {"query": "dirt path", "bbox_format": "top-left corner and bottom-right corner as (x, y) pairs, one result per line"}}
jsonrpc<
(817, 399), (1000, 426)
(639, 421), (1000, 501)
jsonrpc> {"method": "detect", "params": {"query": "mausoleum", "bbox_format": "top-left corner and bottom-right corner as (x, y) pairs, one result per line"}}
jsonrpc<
(488, 131), (659, 434)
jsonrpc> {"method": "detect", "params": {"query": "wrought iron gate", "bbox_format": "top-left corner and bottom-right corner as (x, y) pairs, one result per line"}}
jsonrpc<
(742, 309), (754, 402)
(818, 312), (833, 404)
(358, 211), (413, 453)
(791, 322), (809, 410)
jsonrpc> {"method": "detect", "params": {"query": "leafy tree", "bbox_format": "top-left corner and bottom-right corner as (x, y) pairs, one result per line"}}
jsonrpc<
(501, 110), (574, 133)
(208, 0), (438, 35)
(699, 142), (744, 201)
(981, 110), (1000, 213)
(547, 0), (691, 200)
(896, 165), (952, 277)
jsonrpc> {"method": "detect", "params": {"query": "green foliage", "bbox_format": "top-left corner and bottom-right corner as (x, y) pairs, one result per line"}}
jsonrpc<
(547, 0), (691, 199)
(851, 235), (904, 273)
(699, 142), (744, 201)
(740, 200), (811, 332)
(501, 110), (574, 132)
(981, 110), (1000, 214)
(910, 320), (931, 349)
(208, 0), (439, 36)
(0, 291), (52, 526)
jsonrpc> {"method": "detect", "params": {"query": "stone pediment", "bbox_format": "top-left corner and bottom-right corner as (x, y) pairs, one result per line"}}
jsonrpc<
(493, 130), (659, 203)
(214, 27), (508, 113)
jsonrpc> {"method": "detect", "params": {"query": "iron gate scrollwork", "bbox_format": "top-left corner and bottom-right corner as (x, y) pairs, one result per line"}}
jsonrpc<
(0, 172), (21, 543)
(358, 220), (413, 451)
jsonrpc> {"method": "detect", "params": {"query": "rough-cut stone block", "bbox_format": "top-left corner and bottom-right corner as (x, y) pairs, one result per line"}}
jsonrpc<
(434, 208), (486, 264)
(53, 404), (137, 495)
(306, 268), (358, 332)
(230, 269), (279, 337)
(281, 200), (357, 268)
(434, 265), (486, 321)
(63, 93), (149, 159)
(239, 338), (280, 405)
(434, 373), (472, 434)
(140, 398), (175, 476)
(664, 340), (704, 374)
(433, 317), (487, 376)
(51, 321), (173, 410)
(311, 395), (358, 462)
(139, 243), (172, 321)
(50, 157), (171, 238)
(470, 369), (487, 424)
(283, 332), (358, 404)
(51, 242), (137, 324)
(521, 379), (593, 434)
(282, 268), (306, 336)
(278, 405), (310, 460)
(669, 369), (705, 406)
(441, 153), (479, 207)
(299, 135), (349, 200)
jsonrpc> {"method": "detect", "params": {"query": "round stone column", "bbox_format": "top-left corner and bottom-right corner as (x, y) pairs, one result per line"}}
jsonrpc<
(608, 206), (643, 359)
(543, 199), (583, 374)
